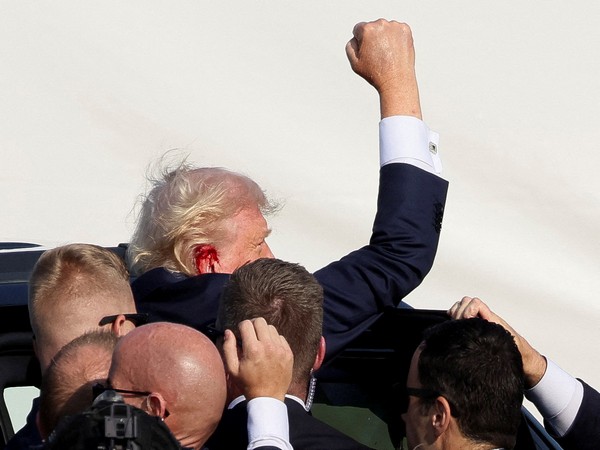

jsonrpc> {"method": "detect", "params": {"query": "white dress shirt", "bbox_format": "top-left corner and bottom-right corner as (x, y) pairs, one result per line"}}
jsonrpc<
(380, 115), (442, 175)
(525, 358), (584, 436)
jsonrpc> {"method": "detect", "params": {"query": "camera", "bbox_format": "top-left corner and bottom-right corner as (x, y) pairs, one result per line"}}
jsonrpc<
(45, 390), (180, 450)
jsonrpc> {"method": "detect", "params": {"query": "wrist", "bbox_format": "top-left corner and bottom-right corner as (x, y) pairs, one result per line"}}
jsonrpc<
(523, 350), (547, 388)
(378, 77), (422, 119)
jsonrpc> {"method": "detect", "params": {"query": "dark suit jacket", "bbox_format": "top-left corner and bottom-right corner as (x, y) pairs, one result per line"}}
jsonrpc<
(132, 164), (448, 361)
(205, 397), (372, 450)
(552, 380), (600, 450)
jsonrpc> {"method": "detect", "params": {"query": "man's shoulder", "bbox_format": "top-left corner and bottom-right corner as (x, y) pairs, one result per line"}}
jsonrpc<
(285, 400), (372, 450)
(210, 400), (372, 450)
(205, 404), (248, 450)
(132, 268), (230, 330)
(4, 407), (42, 450)
(132, 268), (229, 303)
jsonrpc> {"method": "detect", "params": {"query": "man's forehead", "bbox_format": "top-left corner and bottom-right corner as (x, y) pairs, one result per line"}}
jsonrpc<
(229, 207), (270, 235)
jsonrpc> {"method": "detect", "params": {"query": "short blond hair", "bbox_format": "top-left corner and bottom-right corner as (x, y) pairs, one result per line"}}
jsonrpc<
(28, 243), (134, 364)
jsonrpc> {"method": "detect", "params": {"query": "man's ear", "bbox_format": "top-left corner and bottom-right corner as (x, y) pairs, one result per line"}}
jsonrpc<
(430, 396), (452, 437)
(146, 392), (169, 420)
(312, 336), (326, 372)
(194, 244), (220, 274)
(111, 314), (136, 337)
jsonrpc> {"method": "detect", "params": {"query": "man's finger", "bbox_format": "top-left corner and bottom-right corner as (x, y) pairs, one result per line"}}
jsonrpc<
(448, 297), (469, 319)
(279, 333), (292, 354)
(466, 297), (494, 321)
(238, 319), (258, 343)
(250, 317), (271, 342)
(222, 329), (240, 376)
(352, 21), (366, 42)
(456, 297), (475, 318)
(345, 39), (359, 65)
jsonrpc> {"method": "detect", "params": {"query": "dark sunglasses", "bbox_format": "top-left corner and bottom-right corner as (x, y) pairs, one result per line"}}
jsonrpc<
(92, 382), (170, 418)
(203, 324), (244, 348)
(98, 313), (150, 327)
(203, 324), (224, 342)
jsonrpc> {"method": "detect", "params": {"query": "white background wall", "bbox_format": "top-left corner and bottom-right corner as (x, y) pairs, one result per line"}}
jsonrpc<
(2, 1), (599, 423)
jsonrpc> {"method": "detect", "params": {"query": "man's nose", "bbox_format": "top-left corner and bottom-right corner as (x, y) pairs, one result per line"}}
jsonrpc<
(262, 242), (274, 258)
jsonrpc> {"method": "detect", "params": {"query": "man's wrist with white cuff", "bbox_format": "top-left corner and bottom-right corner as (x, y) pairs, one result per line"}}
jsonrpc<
(246, 397), (292, 450)
(525, 358), (584, 436)
(379, 115), (442, 175)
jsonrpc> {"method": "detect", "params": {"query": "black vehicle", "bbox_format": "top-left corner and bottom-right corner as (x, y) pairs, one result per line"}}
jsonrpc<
(0, 243), (563, 450)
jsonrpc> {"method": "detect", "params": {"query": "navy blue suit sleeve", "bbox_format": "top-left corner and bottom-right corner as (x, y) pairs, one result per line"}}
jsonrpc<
(314, 163), (448, 360)
(553, 380), (600, 450)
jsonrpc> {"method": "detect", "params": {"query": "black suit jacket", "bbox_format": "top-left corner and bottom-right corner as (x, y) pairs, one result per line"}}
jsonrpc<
(206, 398), (372, 450)
(132, 164), (448, 362)
(552, 380), (600, 450)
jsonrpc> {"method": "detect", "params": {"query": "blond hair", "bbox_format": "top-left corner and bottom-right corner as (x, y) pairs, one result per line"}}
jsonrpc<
(128, 163), (278, 276)
(28, 243), (133, 356)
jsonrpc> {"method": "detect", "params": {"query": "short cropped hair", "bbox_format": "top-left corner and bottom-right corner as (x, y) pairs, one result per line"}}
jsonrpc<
(38, 331), (119, 438)
(128, 163), (278, 277)
(29, 244), (132, 341)
(218, 258), (323, 385)
(418, 318), (524, 450)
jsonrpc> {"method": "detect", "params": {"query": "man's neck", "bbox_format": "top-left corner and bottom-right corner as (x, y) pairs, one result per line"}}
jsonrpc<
(287, 380), (308, 403)
(226, 379), (309, 407)
(441, 432), (501, 450)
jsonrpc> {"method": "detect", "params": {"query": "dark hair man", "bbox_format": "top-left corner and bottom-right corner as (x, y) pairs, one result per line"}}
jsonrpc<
(129, 19), (448, 365)
(208, 258), (371, 450)
(402, 318), (524, 450)
(450, 296), (600, 450)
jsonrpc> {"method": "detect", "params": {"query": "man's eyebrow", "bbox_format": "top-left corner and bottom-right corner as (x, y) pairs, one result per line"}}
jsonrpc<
(264, 228), (272, 238)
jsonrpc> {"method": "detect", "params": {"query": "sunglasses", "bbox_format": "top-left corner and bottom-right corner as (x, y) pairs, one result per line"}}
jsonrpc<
(98, 313), (150, 327)
(203, 324), (224, 341)
(203, 324), (246, 349)
(92, 382), (170, 418)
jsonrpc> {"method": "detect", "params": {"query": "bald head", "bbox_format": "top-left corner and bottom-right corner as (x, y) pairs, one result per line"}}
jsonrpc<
(28, 244), (137, 371)
(108, 322), (227, 450)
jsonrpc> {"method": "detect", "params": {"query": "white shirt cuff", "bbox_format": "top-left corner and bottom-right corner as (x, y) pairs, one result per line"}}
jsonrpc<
(524, 358), (584, 436)
(379, 115), (442, 175)
(246, 397), (293, 450)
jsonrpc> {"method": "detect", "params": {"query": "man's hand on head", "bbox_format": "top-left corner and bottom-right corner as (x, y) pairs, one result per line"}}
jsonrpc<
(448, 296), (548, 388)
(345, 19), (421, 119)
(222, 318), (293, 402)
